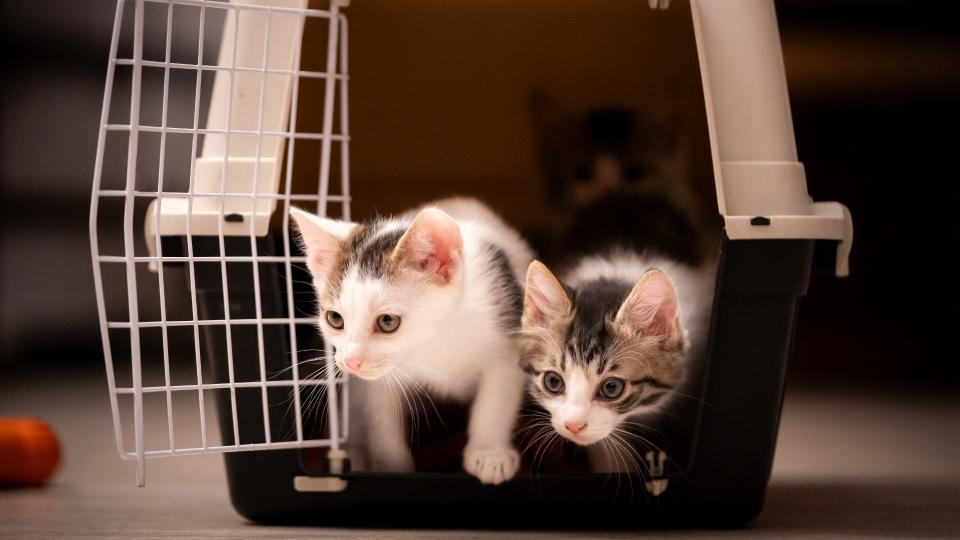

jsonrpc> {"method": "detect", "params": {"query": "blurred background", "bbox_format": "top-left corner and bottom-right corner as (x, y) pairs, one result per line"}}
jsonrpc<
(1, 0), (959, 536)
(2, 0), (957, 386)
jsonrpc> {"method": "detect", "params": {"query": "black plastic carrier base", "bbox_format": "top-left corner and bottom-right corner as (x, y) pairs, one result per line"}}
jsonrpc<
(187, 233), (815, 528)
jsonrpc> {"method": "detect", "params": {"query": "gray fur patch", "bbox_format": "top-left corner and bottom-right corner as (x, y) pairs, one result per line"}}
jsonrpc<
(483, 243), (523, 331)
(564, 278), (632, 367)
(326, 221), (406, 300)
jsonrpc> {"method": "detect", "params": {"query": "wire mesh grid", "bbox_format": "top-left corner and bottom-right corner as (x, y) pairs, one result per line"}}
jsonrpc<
(89, 0), (351, 486)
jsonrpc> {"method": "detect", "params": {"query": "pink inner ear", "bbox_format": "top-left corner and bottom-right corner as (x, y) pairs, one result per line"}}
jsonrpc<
(526, 286), (554, 323)
(306, 245), (338, 281)
(400, 208), (463, 284)
(523, 262), (570, 325)
(623, 271), (679, 337)
(416, 236), (457, 282)
(289, 207), (343, 281)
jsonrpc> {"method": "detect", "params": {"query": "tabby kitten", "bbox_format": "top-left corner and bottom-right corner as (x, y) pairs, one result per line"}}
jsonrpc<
(520, 250), (714, 470)
(530, 92), (696, 218)
(290, 198), (532, 484)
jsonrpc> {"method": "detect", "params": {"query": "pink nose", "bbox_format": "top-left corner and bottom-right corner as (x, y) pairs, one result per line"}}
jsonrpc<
(344, 356), (364, 371)
(565, 421), (587, 435)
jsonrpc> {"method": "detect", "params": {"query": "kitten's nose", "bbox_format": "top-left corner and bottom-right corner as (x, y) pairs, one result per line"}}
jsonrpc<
(565, 421), (587, 435)
(343, 356), (364, 371)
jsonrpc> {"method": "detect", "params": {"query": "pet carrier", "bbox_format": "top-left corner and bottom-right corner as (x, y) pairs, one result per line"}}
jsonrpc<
(90, 0), (853, 527)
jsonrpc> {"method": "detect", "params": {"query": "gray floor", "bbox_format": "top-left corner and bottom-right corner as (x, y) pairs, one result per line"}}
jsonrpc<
(2, 367), (959, 539)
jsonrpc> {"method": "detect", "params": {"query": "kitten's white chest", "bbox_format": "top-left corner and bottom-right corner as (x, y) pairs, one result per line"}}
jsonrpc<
(400, 346), (482, 402)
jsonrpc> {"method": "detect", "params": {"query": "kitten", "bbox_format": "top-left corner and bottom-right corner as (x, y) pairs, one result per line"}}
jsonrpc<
(519, 249), (714, 471)
(530, 92), (696, 218)
(290, 197), (532, 484)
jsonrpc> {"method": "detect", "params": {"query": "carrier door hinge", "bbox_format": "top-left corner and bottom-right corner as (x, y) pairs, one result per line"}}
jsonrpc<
(644, 450), (669, 496)
(293, 449), (349, 493)
(294, 476), (348, 493)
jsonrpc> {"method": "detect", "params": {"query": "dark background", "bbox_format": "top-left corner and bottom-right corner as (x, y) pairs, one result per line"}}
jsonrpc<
(1, 0), (958, 391)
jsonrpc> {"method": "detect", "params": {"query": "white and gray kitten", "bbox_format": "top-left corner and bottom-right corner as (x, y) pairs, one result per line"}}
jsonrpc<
(290, 198), (532, 484)
(520, 249), (714, 472)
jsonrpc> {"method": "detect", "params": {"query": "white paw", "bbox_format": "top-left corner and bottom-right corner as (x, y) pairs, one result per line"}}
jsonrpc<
(463, 446), (519, 485)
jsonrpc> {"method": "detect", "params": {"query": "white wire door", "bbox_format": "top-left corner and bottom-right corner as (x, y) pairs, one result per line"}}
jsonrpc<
(89, 0), (351, 486)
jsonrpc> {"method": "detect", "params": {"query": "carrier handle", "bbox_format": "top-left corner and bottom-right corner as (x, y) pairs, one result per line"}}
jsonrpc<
(691, 0), (854, 277)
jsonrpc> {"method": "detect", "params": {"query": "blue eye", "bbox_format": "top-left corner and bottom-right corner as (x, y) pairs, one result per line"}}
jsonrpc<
(598, 378), (625, 399)
(325, 310), (344, 329)
(543, 371), (565, 394)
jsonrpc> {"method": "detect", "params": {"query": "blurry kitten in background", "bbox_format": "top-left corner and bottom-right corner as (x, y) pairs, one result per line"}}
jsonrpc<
(557, 190), (704, 266)
(530, 91), (698, 220)
(290, 198), (532, 484)
(522, 91), (716, 473)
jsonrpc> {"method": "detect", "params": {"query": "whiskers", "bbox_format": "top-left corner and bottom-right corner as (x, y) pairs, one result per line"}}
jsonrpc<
(267, 351), (333, 380)
(382, 365), (446, 442)
(658, 387), (714, 410)
(516, 411), (669, 503)
(273, 353), (344, 441)
(275, 354), (451, 448)
(516, 410), (563, 475)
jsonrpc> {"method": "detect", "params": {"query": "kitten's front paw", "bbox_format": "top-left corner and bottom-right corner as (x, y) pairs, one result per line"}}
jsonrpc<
(463, 446), (519, 485)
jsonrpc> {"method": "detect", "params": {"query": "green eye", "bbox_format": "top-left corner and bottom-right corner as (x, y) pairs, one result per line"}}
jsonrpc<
(325, 310), (344, 329)
(542, 371), (565, 394)
(598, 378), (625, 399)
(376, 314), (401, 333)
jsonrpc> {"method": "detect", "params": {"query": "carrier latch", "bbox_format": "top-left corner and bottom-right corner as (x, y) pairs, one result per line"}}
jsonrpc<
(293, 449), (349, 493)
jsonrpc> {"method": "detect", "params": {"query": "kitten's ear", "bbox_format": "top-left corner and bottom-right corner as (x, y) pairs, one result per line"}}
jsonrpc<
(617, 269), (682, 347)
(289, 207), (355, 282)
(392, 207), (463, 285)
(523, 261), (571, 328)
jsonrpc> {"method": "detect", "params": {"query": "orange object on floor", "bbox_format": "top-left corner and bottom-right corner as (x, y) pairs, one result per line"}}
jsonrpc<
(0, 418), (60, 486)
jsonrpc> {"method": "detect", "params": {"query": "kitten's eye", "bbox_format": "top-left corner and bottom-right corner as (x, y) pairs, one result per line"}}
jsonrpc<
(542, 371), (565, 394)
(598, 377), (625, 399)
(376, 314), (401, 333)
(325, 310), (344, 329)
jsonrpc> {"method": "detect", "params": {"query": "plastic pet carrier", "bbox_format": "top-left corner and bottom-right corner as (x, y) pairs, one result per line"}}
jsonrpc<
(90, 0), (853, 527)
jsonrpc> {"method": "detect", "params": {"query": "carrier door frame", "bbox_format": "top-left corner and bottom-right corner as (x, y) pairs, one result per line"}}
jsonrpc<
(690, 0), (853, 276)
